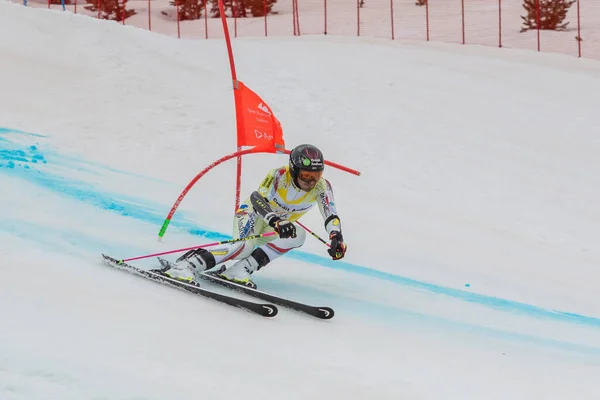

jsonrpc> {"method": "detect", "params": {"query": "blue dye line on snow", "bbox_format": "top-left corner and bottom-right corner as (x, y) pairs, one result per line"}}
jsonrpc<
(0, 146), (46, 167)
(0, 126), (46, 137)
(257, 276), (600, 355)
(2, 126), (600, 329)
(0, 127), (205, 234)
(288, 251), (600, 328)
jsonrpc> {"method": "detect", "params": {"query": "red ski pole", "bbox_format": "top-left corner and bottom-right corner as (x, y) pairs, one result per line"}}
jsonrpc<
(295, 221), (330, 248)
(118, 231), (278, 264)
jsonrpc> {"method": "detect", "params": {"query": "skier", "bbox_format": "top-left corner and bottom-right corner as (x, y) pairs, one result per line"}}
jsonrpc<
(161, 144), (347, 289)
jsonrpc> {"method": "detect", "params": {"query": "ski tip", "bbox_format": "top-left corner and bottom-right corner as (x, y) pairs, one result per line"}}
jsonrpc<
(101, 254), (124, 265)
(156, 257), (171, 270)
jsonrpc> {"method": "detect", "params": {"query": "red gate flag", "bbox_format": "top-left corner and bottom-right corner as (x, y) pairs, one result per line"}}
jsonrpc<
(234, 80), (285, 153)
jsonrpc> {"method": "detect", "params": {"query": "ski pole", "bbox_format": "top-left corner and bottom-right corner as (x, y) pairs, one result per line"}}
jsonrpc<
(119, 231), (278, 263)
(295, 221), (330, 248)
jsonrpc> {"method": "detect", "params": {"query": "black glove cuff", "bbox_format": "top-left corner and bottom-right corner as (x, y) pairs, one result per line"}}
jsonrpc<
(330, 231), (343, 241)
(268, 215), (281, 228)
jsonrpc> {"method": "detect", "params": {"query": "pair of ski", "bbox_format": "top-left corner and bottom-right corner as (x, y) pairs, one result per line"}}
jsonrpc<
(101, 254), (334, 319)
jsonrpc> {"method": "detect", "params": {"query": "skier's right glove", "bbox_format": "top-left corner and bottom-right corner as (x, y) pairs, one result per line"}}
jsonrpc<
(328, 231), (347, 260)
(268, 216), (297, 239)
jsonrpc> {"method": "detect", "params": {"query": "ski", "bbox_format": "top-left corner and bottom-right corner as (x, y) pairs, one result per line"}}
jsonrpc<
(101, 254), (278, 317)
(199, 270), (335, 320)
(155, 257), (334, 319)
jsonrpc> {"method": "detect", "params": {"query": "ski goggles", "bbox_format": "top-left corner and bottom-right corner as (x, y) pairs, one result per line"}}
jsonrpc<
(298, 169), (323, 183)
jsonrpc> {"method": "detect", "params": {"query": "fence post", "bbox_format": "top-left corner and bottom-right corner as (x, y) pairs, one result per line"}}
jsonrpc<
(176, 0), (180, 39)
(204, 0), (208, 38)
(292, 0), (300, 36)
(264, 0), (268, 36)
(425, 0), (430, 41)
(576, 0), (582, 57)
(234, 0), (238, 38)
(498, 0), (502, 47)
(390, 0), (394, 40)
(461, 0), (465, 44)
(536, 0), (540, 51)
(324, 0), (327, 35)
(356, 0), (360, 36)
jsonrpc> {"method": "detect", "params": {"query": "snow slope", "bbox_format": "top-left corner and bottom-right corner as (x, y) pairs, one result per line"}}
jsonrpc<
(1, 1), (600, 399)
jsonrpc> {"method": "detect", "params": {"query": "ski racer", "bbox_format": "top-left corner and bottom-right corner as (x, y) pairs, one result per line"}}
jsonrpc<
(161, 144), (348, 289)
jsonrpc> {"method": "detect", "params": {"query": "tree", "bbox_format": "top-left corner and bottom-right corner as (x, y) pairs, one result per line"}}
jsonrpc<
(170, 0), (206, 20)
(207, 0), (277, 18)
(85, 0), (136, 21)
(520, 0), (575, 32)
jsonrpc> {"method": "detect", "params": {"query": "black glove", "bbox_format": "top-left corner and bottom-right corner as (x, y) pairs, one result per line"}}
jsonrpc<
(328, 231), (347, 260)
(269, 216), (297, 239)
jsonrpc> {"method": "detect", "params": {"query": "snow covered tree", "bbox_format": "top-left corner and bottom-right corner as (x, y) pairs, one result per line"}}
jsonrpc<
(85, 0), (136, 21)
(170, 0), (206, 20)
(520, 0), (575, 32)
(208, 0), (277, 18)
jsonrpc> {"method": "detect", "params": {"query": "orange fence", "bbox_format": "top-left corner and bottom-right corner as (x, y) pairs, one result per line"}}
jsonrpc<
(32, 0), (600, 60)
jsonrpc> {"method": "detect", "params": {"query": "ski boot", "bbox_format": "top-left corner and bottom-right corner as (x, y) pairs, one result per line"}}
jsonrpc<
(161, 248), (216, 283)
(217, 248), (271, 289)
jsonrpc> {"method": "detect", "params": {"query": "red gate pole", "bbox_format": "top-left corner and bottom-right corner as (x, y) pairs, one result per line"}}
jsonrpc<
(157, 149), (264, 240)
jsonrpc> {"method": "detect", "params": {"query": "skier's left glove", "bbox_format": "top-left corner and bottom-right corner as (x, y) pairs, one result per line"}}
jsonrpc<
(268, 216), (297, 239)
(328, 231), (347, 260)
